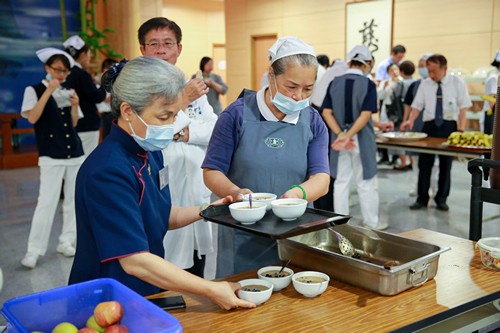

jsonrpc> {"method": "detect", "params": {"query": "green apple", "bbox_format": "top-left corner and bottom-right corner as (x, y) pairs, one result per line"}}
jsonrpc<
(86, 315), (104, 333)
(51, 322), (78, 333)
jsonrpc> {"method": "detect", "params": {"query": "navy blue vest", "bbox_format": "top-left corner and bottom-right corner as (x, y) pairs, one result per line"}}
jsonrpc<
(32, 83), (84, 159)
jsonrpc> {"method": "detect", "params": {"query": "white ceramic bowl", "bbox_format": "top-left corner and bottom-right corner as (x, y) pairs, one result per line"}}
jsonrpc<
(476, 237), (500, 270)
(243, 192), (277, 211)
(237, 278), (273, 305)
(257, 266), (294, 291)
(292, 271), (330, 298)
(271, 198), (307, 221)
(229, 202), (266, 225)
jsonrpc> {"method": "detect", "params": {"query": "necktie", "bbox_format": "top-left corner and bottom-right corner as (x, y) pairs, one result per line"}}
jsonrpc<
(435, 82), (443, 127)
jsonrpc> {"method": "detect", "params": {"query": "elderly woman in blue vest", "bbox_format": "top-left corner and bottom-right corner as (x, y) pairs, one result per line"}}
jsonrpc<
(68, 57), (255, 310)
(321, 45), (388, 231)
(202, 37), (330, 277)
(20, 48), (84, 268)
(64, 35), (107, 156)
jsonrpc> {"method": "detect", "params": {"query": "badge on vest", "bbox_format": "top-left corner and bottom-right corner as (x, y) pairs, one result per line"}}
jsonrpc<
(159, 166), (169, 190)
(265, 137), (284, 148)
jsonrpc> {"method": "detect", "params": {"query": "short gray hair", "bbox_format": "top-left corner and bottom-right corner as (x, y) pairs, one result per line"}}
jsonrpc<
(109, 56), (185, 118)
(270, 54), (318, 76)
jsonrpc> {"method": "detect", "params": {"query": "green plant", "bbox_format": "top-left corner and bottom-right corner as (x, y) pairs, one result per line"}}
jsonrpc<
(78, 0), (123, 59)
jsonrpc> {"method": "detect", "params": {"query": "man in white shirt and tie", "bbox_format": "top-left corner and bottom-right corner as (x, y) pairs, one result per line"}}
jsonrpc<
(402, 54), (472, 211)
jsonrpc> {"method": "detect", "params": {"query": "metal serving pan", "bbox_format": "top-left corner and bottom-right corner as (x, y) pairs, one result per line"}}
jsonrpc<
(277, 224), (450, 295)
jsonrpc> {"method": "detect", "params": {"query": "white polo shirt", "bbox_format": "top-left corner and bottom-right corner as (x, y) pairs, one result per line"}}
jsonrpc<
(411, 74), (472, 122)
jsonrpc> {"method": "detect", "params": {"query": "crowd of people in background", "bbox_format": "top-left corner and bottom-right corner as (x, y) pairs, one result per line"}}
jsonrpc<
(15, 15), (498, 308)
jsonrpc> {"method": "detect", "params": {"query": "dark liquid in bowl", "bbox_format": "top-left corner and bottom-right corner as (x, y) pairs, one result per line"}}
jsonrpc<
(262, 270), (291, 278)
(296, 276), (326, 284)
(242, 285), (269, 292)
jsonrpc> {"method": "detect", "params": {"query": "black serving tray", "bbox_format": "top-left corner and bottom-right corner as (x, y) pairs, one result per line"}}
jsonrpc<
(200, 204), (351, 239)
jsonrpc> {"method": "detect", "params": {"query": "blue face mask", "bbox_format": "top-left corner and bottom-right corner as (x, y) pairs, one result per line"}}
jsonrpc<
(418, 67), (428, 78)
(269, 75), (310, 115)
(129, 112), (174, 151)
(46, 74), (52, 81)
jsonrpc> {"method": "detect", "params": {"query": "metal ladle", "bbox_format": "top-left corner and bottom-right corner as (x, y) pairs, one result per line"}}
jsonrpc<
(328, 228), (357, 258)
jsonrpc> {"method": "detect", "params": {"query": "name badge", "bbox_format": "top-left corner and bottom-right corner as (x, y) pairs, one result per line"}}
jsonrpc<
(159, 166), (169, 190)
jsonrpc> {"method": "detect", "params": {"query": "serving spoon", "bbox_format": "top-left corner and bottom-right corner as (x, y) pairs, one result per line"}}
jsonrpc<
(328, 228), (358, 258)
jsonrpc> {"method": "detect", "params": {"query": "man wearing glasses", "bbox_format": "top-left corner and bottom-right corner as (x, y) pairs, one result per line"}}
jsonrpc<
(138, 17), (218, 278)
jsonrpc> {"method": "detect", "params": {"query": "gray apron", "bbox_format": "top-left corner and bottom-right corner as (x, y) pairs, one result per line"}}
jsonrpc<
(216, 89), (312, 277)
(327, 74), (377, 180)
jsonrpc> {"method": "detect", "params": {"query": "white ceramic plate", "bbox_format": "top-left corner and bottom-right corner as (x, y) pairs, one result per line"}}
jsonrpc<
(381, 132), (428, 142)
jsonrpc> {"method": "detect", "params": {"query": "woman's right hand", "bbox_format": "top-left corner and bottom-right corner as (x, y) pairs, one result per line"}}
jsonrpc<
(47, 78), (61, 92)
(208, 281), (256, 310)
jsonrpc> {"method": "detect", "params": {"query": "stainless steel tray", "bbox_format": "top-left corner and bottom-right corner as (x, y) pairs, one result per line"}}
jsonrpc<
(277, 224), (450, 295)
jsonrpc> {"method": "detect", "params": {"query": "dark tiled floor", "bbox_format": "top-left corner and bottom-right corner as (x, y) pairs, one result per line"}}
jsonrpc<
(1, 162), (499, 325)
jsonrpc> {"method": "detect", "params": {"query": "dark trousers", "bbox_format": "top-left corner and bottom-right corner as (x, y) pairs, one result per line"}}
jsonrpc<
(314, 176), (335, 211)
(417, 120), (457, 205)
(101, 112), (114, 139)
(185, 250), (206, 278)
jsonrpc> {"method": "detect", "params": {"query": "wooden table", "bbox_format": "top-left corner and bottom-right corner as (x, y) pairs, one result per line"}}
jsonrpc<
(376, 136), (490, 159)
(154, 229), (499, 332)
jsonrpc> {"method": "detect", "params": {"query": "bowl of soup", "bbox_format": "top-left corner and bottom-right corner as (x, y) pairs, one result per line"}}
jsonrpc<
(229, 202), (267, 225)
(271, 198), (307, 221)
(257, 266), (294, 291)
(237, 278), (274, 306)
(242, 193), (277, 211)
(292, 271), (330, 297)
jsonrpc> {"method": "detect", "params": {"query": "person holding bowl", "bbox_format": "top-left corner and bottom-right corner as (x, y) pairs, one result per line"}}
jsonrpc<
(68, 57), (255, 310)
(202, 36), (330, 277)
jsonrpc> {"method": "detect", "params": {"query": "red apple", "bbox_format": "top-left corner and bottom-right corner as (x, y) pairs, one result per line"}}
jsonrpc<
(93, 301), (124, 327)
(78, 329), (99, 333)
(103, 325), (129, 333)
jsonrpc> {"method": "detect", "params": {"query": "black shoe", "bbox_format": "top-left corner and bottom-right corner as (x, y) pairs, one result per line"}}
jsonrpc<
(436, 203), (449, 211)
(410, 202), (426, 210)
(377, 158), (389, 165)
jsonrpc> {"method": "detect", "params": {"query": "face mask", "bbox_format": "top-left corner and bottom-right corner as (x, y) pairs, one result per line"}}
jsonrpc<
(46, 74), (52, 81)
(269, 75), (310, 115)
(418, 67), (428, 78)
(128, 112), (174, 151)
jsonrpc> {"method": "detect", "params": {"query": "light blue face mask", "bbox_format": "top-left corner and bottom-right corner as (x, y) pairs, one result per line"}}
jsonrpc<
(418, 67), (428, 78)
(269, 75), (310, 115)
(128, 112), (174, 151)
(46, 74), (52, 81)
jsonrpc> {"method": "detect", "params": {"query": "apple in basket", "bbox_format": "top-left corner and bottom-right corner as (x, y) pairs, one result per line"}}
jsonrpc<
(94, 301), (124, 327)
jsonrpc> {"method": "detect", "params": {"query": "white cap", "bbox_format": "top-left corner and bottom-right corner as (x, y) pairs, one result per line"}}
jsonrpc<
(421, 53), (433, 61)
(63, 35), (85, 51)
(268, 36), (316, 65)
(346, 45), (373, 65)
(36, 47), (75, 67)
(493, 51), (500, 62)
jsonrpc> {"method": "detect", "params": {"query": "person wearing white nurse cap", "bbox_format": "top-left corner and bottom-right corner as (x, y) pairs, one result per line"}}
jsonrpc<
(63, 35), (86, 56)
(36, 47), (75, 67)
(346, 45), (373, 65)
(268, 36), (316, 65)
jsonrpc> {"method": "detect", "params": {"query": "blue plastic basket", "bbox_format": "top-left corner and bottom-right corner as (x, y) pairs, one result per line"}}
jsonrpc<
(1, 278), (182, 333)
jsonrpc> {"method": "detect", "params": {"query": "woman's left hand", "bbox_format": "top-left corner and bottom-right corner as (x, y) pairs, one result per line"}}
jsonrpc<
(332, 136), (355, 151)
(69, 90), (79, 106)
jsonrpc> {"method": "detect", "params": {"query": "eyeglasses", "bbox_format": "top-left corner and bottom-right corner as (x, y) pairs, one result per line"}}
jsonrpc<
(49, 66), (70, 75)
(144, 41), (177, 50)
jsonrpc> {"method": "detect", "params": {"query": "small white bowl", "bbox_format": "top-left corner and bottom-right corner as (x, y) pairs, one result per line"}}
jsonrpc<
(257, 266), (294, 291)
(292, 271), (330, 298)
(237, 278), (274, 306)
(476, 237), (500, 270)
(229, 202), (266, 225)
(243, 193), (277, 211)
(271, 198), (307, 221)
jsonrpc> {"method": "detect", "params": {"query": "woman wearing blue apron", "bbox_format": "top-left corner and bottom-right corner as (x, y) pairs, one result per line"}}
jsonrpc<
(202, 37), (330, 277)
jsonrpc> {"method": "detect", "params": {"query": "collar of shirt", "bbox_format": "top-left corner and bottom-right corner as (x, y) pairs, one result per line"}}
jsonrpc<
(42, 80), (49, 87)
(345, 68), (364, 76)
(74, 62), (82, 69)
(432, 73), (450, 86)
(256, 85), (300, 124)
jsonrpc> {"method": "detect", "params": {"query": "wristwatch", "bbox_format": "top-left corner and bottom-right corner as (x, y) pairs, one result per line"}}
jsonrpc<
(177, 129), (185, 141)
